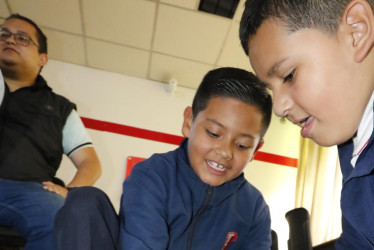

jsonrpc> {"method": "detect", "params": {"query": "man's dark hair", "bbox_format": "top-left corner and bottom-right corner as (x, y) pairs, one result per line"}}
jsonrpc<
(5, 13), (47, 54)
(239, 0), (374, 55)
(192, 67), (272, 137)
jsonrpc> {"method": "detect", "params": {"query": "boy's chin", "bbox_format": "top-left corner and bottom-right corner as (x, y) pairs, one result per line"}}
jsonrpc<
(309, 133), (353, 147)
(201, 178), (226, 187)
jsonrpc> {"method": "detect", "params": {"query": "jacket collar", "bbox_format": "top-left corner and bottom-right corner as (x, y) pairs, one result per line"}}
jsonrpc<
(31, 74), (51, 90)
(5, 74), (51, 93)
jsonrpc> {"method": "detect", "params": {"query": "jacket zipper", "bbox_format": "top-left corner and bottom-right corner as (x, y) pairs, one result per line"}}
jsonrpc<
(186, 186), (213, 250)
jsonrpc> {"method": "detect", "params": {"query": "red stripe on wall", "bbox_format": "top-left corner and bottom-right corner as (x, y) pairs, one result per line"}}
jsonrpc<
(254, 152), (298, 168)
(81, 117), (183, 146)
(81, 117), (298, 168)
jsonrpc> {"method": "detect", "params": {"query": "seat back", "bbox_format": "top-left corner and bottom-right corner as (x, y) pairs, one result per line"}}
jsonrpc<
(125, 156), (146, 178)
(0, 226), (26, 247)
(271, 229), (278, 250)
(285, 207), (313, 250)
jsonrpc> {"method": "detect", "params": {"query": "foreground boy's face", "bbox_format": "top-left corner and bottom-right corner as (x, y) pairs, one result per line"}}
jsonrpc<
(248, 19), (374, 146)
(183, 97), (263, 186)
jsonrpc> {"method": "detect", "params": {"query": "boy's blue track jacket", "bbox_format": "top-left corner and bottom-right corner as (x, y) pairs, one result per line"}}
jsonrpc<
(337, 125), (374, 249)
(119, 139), (271, 250)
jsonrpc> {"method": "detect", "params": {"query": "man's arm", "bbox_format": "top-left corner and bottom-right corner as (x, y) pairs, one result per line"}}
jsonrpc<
(0, 72), (4, 107)
(43, 110), (102, 197)
(67, 146), (102, 187)
(43, 147), (101, 197)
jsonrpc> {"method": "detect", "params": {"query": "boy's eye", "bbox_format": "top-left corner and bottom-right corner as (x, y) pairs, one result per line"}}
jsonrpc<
(237, 144), (250, 150)
(284, 70), (295, 82)
(206, 130), (219, 138)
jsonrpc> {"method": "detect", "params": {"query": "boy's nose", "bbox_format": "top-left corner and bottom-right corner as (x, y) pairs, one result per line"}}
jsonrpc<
(215, 142), (233, 160)
(272, 90), (292, 119)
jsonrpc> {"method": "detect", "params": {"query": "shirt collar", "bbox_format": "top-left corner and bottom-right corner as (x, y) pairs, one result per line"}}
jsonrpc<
(351, 91), (374, 166)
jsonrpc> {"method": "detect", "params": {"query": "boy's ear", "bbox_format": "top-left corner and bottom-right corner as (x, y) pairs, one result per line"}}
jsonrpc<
(342, 0), (374, 62)
(181, 106), (193, 138)
(250, 139), (264, 161)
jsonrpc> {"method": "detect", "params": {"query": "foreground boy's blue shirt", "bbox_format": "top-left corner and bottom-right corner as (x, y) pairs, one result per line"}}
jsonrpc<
(337, 124), (374, 248)
(119, 139), (271, 250)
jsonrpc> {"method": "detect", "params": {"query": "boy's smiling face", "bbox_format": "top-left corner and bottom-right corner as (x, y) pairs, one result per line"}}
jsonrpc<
(248, 18), (374, 146)
(182, 97), (263, 186)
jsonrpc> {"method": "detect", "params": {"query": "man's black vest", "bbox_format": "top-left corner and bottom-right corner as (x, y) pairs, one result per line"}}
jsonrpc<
(0, 75), (75, 182)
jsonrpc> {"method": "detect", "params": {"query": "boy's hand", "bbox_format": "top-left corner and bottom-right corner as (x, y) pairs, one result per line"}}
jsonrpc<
(43, 181), (68, 198)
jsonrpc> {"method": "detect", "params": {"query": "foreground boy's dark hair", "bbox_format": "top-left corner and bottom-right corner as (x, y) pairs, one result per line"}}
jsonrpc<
(192, 67), (272, 137)
(5, 13), (47, 54)
(239, 0), (374, 55)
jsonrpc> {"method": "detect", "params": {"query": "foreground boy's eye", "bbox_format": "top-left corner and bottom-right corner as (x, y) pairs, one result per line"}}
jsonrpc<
(283, 70), (295, 83)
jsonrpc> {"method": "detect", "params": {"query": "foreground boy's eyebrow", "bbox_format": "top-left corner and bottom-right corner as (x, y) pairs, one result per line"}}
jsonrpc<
(206, 119), (255, 138)
(267, 58), (288, 77)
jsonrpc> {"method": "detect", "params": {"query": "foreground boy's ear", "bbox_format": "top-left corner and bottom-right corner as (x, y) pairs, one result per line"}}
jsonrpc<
(250, 140), (264, 161)
(181, 106), (193, 138)
(343, 0), (374, 62)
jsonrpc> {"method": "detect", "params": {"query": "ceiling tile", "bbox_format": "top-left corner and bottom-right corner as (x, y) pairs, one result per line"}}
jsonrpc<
(43, 29), (86, 66)
(149, 53), (213, 89)
(217, 22), (253, 71)
(7, 0), (82, 34)
(83, 0), (155, 50)
(153, 4), (231, 64)
(160, 0), (199, 10)
(0, 0), (254, 90)
(86, 38), (149, 79)
(0, 0), (10, 18)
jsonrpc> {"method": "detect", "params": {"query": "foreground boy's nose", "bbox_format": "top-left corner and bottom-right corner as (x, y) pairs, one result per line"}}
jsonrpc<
(272, 91), (292, 119)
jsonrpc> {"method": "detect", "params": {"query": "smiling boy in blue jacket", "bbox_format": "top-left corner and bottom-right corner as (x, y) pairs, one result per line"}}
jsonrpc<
(119, 67), (273, 249)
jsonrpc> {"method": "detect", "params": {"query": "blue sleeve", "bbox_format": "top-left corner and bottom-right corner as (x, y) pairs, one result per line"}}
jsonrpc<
(241, 195), (272, 250)
(335, 216), (372, 249)
(119, 157), (170, 250)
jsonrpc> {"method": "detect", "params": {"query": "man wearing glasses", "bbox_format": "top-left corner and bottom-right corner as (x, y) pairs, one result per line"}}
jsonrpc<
(0, 14), (102, 250)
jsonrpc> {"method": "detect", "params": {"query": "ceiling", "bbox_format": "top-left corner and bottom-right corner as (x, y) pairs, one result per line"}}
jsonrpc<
(0, 0), (253, 89)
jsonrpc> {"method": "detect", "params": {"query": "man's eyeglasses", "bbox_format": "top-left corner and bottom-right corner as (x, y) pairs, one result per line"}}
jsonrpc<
(0, 29), (39, 48)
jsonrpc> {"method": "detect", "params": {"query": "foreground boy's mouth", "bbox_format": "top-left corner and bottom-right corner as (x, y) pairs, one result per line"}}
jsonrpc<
(295, 116), (314, 137)
(206, 160), (227, 175)
(295, 116), (312, 128)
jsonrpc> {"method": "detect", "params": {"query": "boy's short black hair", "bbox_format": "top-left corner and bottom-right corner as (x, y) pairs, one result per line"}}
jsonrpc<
(5, 13), (47, 54)
(239, 0), (374, 55)
(192, 67), (272, 137)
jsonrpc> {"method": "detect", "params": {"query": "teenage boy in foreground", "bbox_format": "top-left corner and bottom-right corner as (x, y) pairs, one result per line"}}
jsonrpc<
(55, 67), (273, 249)
(239, 0), (374, 248)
